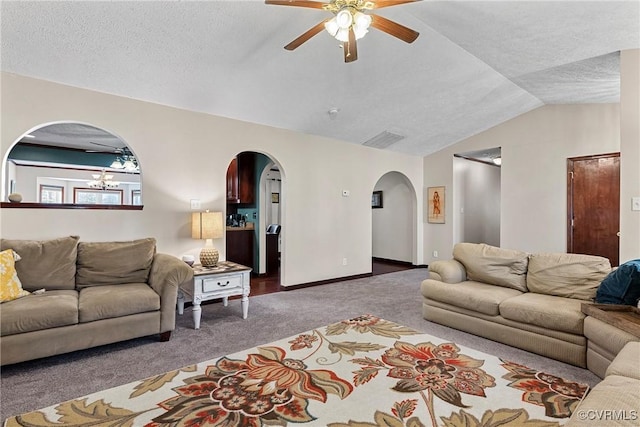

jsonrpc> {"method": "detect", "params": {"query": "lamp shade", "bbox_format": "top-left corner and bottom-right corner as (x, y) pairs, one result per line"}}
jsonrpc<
(192, 211), (223, 240)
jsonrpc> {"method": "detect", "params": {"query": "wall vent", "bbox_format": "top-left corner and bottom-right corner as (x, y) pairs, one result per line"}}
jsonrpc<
(362, 131), (405, 149)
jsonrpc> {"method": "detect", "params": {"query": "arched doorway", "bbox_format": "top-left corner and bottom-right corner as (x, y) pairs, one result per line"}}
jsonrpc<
(3, 122), (142, 207)
(371, 171), (417, 274)
(225, 151), (285, 292)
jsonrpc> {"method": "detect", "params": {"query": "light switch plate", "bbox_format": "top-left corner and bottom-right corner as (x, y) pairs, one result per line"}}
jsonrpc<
(632, 197), (640, 211)
(190, 199), (201, 210)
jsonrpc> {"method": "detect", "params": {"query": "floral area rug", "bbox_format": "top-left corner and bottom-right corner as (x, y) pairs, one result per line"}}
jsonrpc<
(5, 315), (589, 427)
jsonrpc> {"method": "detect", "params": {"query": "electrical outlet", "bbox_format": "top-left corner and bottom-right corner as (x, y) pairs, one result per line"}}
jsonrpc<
(632, 197), (640, 211)
(190, 199), (201, 210)
(342, 258), (348, 265)
(433, 251), (439, 258)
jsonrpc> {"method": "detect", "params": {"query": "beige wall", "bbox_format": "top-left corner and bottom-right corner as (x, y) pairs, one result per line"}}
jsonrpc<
(424, 103), (622, 262)
(424, 50), (640, 264)
(620, 49), (640, 263)
(0, 72), (424, 287)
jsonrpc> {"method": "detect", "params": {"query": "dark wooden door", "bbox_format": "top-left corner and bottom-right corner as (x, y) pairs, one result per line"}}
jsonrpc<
(567, 153), (620, 266)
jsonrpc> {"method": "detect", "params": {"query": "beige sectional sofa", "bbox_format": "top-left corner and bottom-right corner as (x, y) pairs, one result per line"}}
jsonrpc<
(422, 243), (640, 425)
(0, 236), (193, 366)
(566, 341), (640, 426)
(421, 243), (638, 371)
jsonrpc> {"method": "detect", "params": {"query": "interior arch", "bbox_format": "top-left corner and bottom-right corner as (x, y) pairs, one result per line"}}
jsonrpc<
(2, 122), (142, 209)
(224, 150), (286, 284)
(371, 171), (418, 266)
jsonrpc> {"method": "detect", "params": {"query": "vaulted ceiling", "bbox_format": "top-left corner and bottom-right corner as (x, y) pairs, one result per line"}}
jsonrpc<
(2, 1), (638, 157)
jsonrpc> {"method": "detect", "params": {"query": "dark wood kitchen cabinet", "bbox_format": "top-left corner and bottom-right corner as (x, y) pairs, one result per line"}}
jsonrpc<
(226, 152), (255, 204)
(226, 229), (254, 270)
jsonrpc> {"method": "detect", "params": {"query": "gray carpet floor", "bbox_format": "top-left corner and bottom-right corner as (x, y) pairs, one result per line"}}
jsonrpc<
(0, 269), (600, 421)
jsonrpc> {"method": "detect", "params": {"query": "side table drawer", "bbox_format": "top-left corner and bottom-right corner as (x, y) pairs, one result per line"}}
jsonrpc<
(201, 275), (243, 293)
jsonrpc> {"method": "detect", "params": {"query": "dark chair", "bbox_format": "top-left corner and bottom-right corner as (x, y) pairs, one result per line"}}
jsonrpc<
(267, 224), (281, 234)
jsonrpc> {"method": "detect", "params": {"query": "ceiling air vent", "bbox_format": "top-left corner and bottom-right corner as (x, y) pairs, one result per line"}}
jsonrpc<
(362, 131), (405, 149)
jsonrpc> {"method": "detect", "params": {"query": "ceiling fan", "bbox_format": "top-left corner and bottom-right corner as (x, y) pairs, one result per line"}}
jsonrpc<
(85, 141), (125, 154)
(265, 0), (420, 63)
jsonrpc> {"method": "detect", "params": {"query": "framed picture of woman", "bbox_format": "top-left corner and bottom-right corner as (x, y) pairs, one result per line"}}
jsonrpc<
(427, 186), (445, 223)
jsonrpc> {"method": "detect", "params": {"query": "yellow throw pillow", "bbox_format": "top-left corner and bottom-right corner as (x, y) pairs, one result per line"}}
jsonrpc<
(0, 249), (30, 302)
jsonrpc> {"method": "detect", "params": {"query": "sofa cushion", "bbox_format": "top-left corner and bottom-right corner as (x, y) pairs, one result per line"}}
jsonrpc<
(0, 249), (30, 302)
(453, 243), (529, 292)
(421, 279), (523, 316)
(527, 253), (611, 301)
(0, 236), (79, 291)
(499, 293), (586, 334)
(565, 375), (640, 427)
(605, 341), (640, 380)
(0, 290), (79, 336)
(76, 238), (156, 288)
(584, 316), (638, 357)
(596, 259), (640, 306)
(78, 283), (160, 323)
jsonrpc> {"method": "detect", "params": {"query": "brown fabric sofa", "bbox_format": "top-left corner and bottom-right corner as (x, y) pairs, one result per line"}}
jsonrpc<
(421, 243), (633, 368)
(0, 236), (193, 366)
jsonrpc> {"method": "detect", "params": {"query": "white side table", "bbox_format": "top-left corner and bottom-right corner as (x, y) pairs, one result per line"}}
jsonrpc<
(177, 261), (252, 329)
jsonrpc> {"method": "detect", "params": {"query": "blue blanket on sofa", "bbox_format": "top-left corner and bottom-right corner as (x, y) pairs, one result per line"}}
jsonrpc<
(596, 259), (640, 306)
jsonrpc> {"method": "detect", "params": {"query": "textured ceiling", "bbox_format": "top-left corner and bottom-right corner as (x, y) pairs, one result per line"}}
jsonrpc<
(2, 1), (638, 157)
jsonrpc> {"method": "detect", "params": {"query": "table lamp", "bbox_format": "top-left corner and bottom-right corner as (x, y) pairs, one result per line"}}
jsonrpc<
(192, 210), (223, 267)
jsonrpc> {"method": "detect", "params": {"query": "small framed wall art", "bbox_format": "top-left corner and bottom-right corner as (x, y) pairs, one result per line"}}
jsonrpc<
(427, 186), (445, 223)
(372, 191), (383, 209)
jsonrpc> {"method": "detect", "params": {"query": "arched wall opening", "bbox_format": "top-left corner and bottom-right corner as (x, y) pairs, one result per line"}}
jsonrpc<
(371, 171), (417, 265)
(2, 121), (142, 208)
(224, 151), (286, 282)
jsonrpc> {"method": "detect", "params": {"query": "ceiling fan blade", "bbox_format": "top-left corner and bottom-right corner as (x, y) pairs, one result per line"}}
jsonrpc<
(344, 28), (358, 63)
(370, 0), (419, 9)
(265, 0), (328, 9)
(89, 141), (122, 150)
(370, 14), (419, 43)
(284, 19), (329, 51)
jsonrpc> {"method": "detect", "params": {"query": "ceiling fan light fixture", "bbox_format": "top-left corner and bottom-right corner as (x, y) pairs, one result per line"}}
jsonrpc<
(123, 159), (137, 171)
(336, 9), (353, 29)
(335, 27), (350, 42)
(353, 11), (371, 33)
(324, 17), (339, 36)
(110, 159), (124, 169)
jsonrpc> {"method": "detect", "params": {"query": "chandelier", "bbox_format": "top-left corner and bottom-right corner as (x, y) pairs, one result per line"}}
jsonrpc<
(110, 155), (139, 172)
(87, 169), (120, 190)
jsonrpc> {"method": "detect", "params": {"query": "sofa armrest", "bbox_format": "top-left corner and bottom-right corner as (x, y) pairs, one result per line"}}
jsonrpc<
(429, 259), (467, 284)
(148, 253), (194, 333)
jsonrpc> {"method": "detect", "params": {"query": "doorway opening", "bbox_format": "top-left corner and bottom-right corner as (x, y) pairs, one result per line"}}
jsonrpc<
(371, 171), (417, 275)
(453, 148), (501, 246)
(225, 152), (284, 295)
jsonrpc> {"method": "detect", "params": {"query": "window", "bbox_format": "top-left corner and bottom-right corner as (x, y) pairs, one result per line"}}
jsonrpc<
(74, 188), (123, 205)
(131, 189), (141, 205)
(39, 185), (64, 203)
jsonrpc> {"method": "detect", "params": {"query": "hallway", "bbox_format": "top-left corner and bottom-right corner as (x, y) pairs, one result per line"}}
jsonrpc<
(249, 258), (415, 296)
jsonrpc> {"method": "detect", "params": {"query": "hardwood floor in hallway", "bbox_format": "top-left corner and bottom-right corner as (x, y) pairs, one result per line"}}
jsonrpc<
(249, 258), (414, 297)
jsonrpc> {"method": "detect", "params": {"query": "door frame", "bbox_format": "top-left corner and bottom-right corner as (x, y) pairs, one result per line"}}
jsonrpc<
(566, 151), (620, 259)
